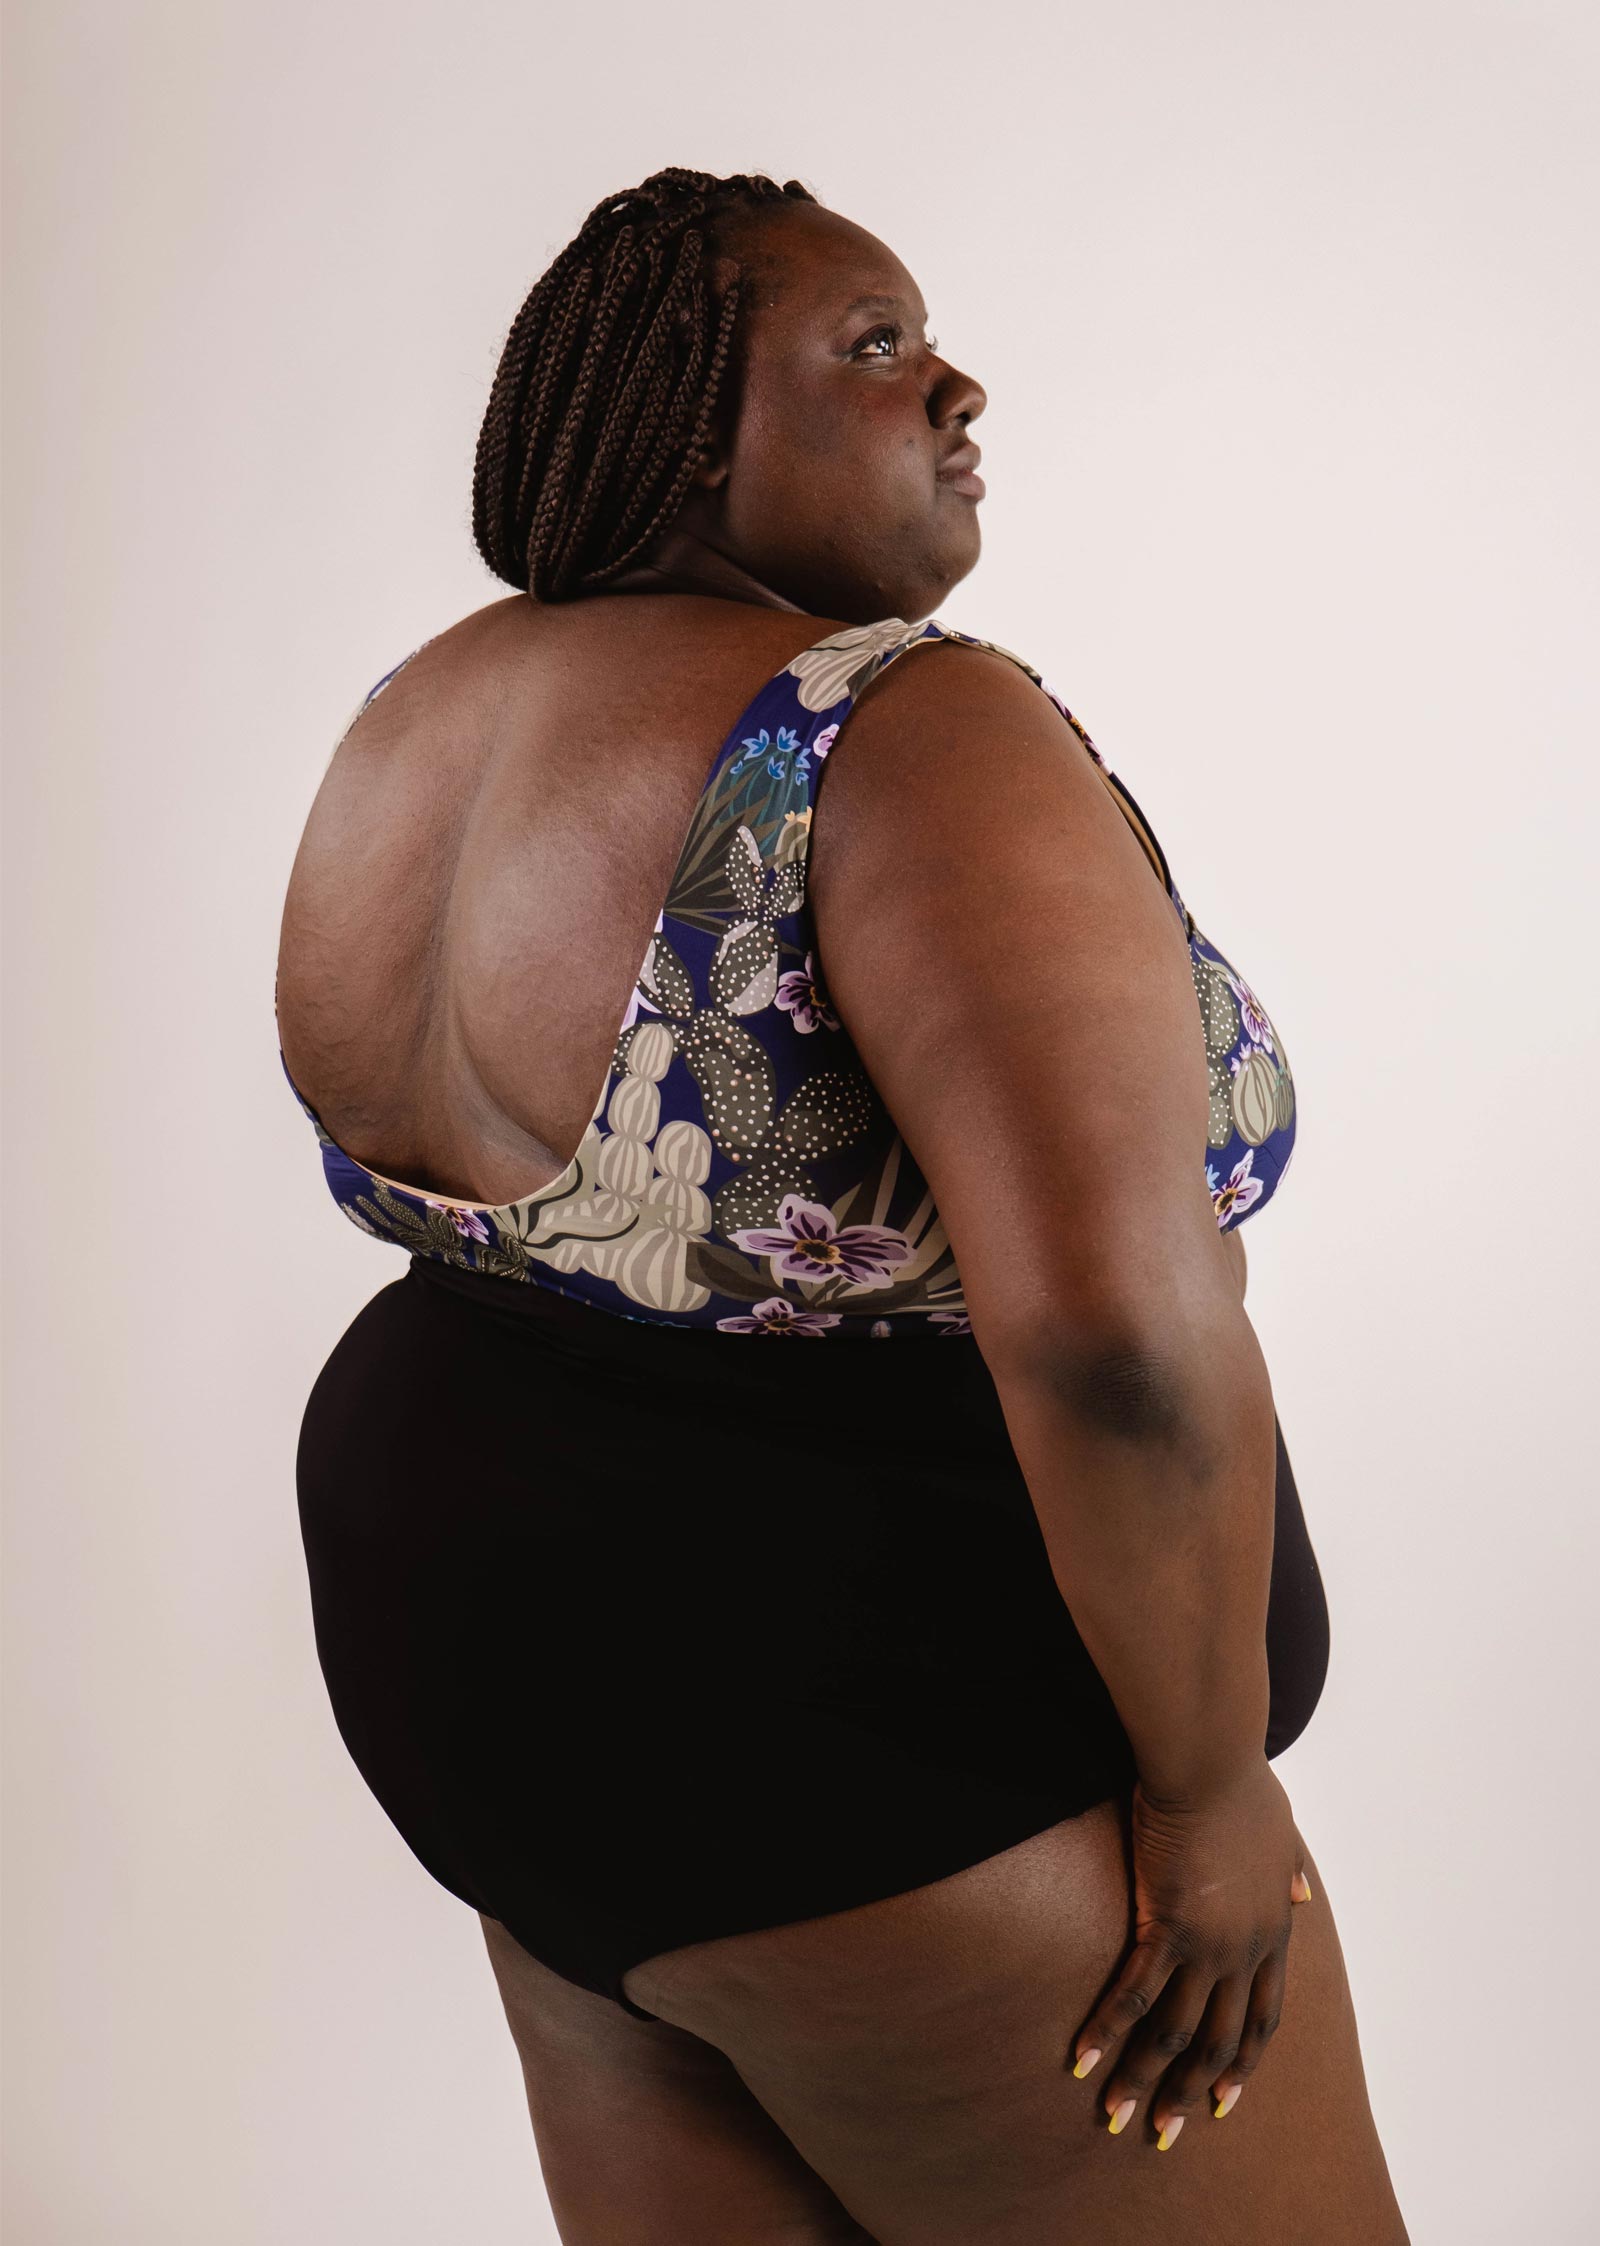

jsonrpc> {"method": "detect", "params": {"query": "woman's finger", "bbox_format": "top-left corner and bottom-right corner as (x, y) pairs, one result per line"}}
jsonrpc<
(1211, 1938), (1291, 2114)
(1096, 1964), (1215, 2141)
(1151, 1972), (1252, 2147)
(1290, 1829), (1313, 1903)
(1071, 1931), (1182, 2087)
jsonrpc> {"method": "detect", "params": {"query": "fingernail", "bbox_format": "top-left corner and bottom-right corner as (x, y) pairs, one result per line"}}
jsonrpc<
(1213, 2084), (1243, 2118)
(1157, 2117), (1185, 2150)
(1299, 1871), (1314, 1901)
(1107, 2097), (1136, 2134)
(1073, 2048), (1102, 2079)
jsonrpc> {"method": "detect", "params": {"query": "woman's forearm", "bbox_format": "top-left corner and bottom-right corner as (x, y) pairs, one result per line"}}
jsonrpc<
(990, 1312), (1276, 1803)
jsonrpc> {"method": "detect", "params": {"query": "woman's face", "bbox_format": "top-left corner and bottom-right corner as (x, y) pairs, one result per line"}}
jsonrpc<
(676, 202), (989, 624)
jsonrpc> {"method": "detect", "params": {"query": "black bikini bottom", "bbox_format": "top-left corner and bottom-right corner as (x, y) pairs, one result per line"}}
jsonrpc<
(295, 1255), (1330, 2022)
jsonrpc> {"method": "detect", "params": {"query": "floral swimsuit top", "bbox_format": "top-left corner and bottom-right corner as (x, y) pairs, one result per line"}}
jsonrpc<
(279, 617), (1297, 1337)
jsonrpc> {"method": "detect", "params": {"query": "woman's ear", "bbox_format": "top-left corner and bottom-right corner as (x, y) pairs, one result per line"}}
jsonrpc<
(688, 439), (731, 492)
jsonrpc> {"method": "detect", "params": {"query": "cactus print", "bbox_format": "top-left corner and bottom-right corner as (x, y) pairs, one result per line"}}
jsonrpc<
(280, 618), (1297, 1328)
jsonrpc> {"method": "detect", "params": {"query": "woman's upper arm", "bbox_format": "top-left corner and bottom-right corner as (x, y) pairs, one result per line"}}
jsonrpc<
(805, 641), (1238, 1384)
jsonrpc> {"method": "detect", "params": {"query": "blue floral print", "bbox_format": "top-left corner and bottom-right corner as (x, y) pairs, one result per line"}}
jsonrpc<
(730, 724), (814, 783)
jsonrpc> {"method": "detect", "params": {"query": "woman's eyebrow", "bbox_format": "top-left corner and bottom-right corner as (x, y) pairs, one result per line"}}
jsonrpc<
(838, 291), (931, 325)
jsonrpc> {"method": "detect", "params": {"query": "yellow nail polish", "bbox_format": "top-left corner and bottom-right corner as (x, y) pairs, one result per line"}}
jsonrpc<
(1107, 2098), (1136, 2134)
(1213, 2083), (1242, 2119)
(1073, 2047), (1102, 2079)
(1302, 1872), (1313, 1900)
(1157, 2117), (1184, 2150)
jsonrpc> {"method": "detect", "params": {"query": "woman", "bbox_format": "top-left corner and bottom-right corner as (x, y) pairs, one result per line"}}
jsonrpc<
(277, 168), (1408, 2241)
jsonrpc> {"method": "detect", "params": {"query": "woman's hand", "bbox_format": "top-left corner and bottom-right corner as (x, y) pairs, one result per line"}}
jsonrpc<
(1070, 1758), (1312, 2148)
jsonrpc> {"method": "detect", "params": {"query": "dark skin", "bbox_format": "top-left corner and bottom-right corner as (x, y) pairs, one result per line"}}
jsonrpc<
(605, 203), (986, 624)
(276, 204), (990, 1208)
(279, 201), (1404, 2242)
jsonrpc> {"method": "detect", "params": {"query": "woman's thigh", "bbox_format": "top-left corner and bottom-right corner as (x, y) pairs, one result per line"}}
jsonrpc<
(622, 1799), (1409, 2246)
(481, 1915), (877, 2243)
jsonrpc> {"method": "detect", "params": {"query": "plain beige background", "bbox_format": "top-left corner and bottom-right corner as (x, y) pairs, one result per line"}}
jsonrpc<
(5, 1), (1596, 2238)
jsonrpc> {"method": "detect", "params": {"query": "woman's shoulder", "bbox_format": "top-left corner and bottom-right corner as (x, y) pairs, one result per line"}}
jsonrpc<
(805, 626), (1121, 891)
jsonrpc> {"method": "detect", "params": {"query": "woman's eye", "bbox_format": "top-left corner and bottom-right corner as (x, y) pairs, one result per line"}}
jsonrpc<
(855, 324), (940, 359)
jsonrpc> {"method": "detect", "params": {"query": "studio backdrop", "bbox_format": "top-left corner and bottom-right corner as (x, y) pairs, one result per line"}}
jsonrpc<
(4, 2), (1596, 2239)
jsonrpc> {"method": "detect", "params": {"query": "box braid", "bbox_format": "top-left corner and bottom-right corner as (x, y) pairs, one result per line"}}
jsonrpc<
(472, 167), (819, 602)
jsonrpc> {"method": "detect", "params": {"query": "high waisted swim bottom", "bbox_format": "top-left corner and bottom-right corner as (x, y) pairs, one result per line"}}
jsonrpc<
(295, 1256), (1331, 2021)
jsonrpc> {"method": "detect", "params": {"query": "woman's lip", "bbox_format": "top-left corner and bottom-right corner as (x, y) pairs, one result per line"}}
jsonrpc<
(937, 467), (986, 498)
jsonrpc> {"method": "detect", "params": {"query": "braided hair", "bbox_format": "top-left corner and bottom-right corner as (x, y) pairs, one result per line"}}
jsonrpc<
(472, 167), (819, 603)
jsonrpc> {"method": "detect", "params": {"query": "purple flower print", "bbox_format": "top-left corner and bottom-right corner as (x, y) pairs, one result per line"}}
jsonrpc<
(425, 1201), (494, 1242)
(729, 1195), (914, 1289)
(812, 723), (839, 760)
(1205, 1152), (1265, 1231)
(715, 1296), (843, 1336)
(930, 1311), (973, 1335)
(775, 950), (840, 1033)
(1226, 971), (1275, 1054)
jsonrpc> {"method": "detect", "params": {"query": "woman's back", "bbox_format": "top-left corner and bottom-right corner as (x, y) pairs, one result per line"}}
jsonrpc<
(276, 591), (861, 1212)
